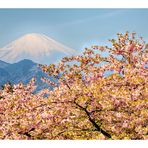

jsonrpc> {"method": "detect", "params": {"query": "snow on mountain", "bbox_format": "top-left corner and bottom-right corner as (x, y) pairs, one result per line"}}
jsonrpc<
(0, 33), (76, 64)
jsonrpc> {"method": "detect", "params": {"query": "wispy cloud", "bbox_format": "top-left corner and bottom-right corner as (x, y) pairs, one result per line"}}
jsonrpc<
(54, 9), (126, 28)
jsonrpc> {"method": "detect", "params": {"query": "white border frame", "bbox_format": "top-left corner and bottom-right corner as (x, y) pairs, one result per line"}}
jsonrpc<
(0, 0), (148, 8)
(0, 0), (148, 148)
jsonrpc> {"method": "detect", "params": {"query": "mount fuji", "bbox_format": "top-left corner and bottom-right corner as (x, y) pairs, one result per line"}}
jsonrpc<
(0, 33), (76, 64)
(0, 33), (76, 90)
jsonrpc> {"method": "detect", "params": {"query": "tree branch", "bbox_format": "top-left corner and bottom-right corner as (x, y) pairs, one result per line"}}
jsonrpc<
(74, 101), (112, 139)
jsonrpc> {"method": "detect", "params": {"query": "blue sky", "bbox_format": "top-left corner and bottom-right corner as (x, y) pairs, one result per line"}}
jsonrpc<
(0, 9), (148, 51)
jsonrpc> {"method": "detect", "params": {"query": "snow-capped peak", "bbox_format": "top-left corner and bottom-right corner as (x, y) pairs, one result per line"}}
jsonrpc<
(0, 33), (76, 64)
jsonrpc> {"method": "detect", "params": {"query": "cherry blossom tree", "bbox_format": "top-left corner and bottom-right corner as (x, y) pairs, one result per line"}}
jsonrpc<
(41, 32), (148, 140)
(0, 32), (147, 140)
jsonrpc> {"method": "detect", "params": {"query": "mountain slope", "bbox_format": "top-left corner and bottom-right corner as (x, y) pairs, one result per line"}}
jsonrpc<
(0, 59), (51, 91)
(0, 68), (11, 85)
(5, 59), (36, 83)
(0, 33), (75, 64)
(0, 60), (10, 68)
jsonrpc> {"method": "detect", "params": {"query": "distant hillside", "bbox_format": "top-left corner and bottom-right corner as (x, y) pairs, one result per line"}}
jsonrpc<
(0, 60), (10, 68)
(0, 59), (52, 91)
